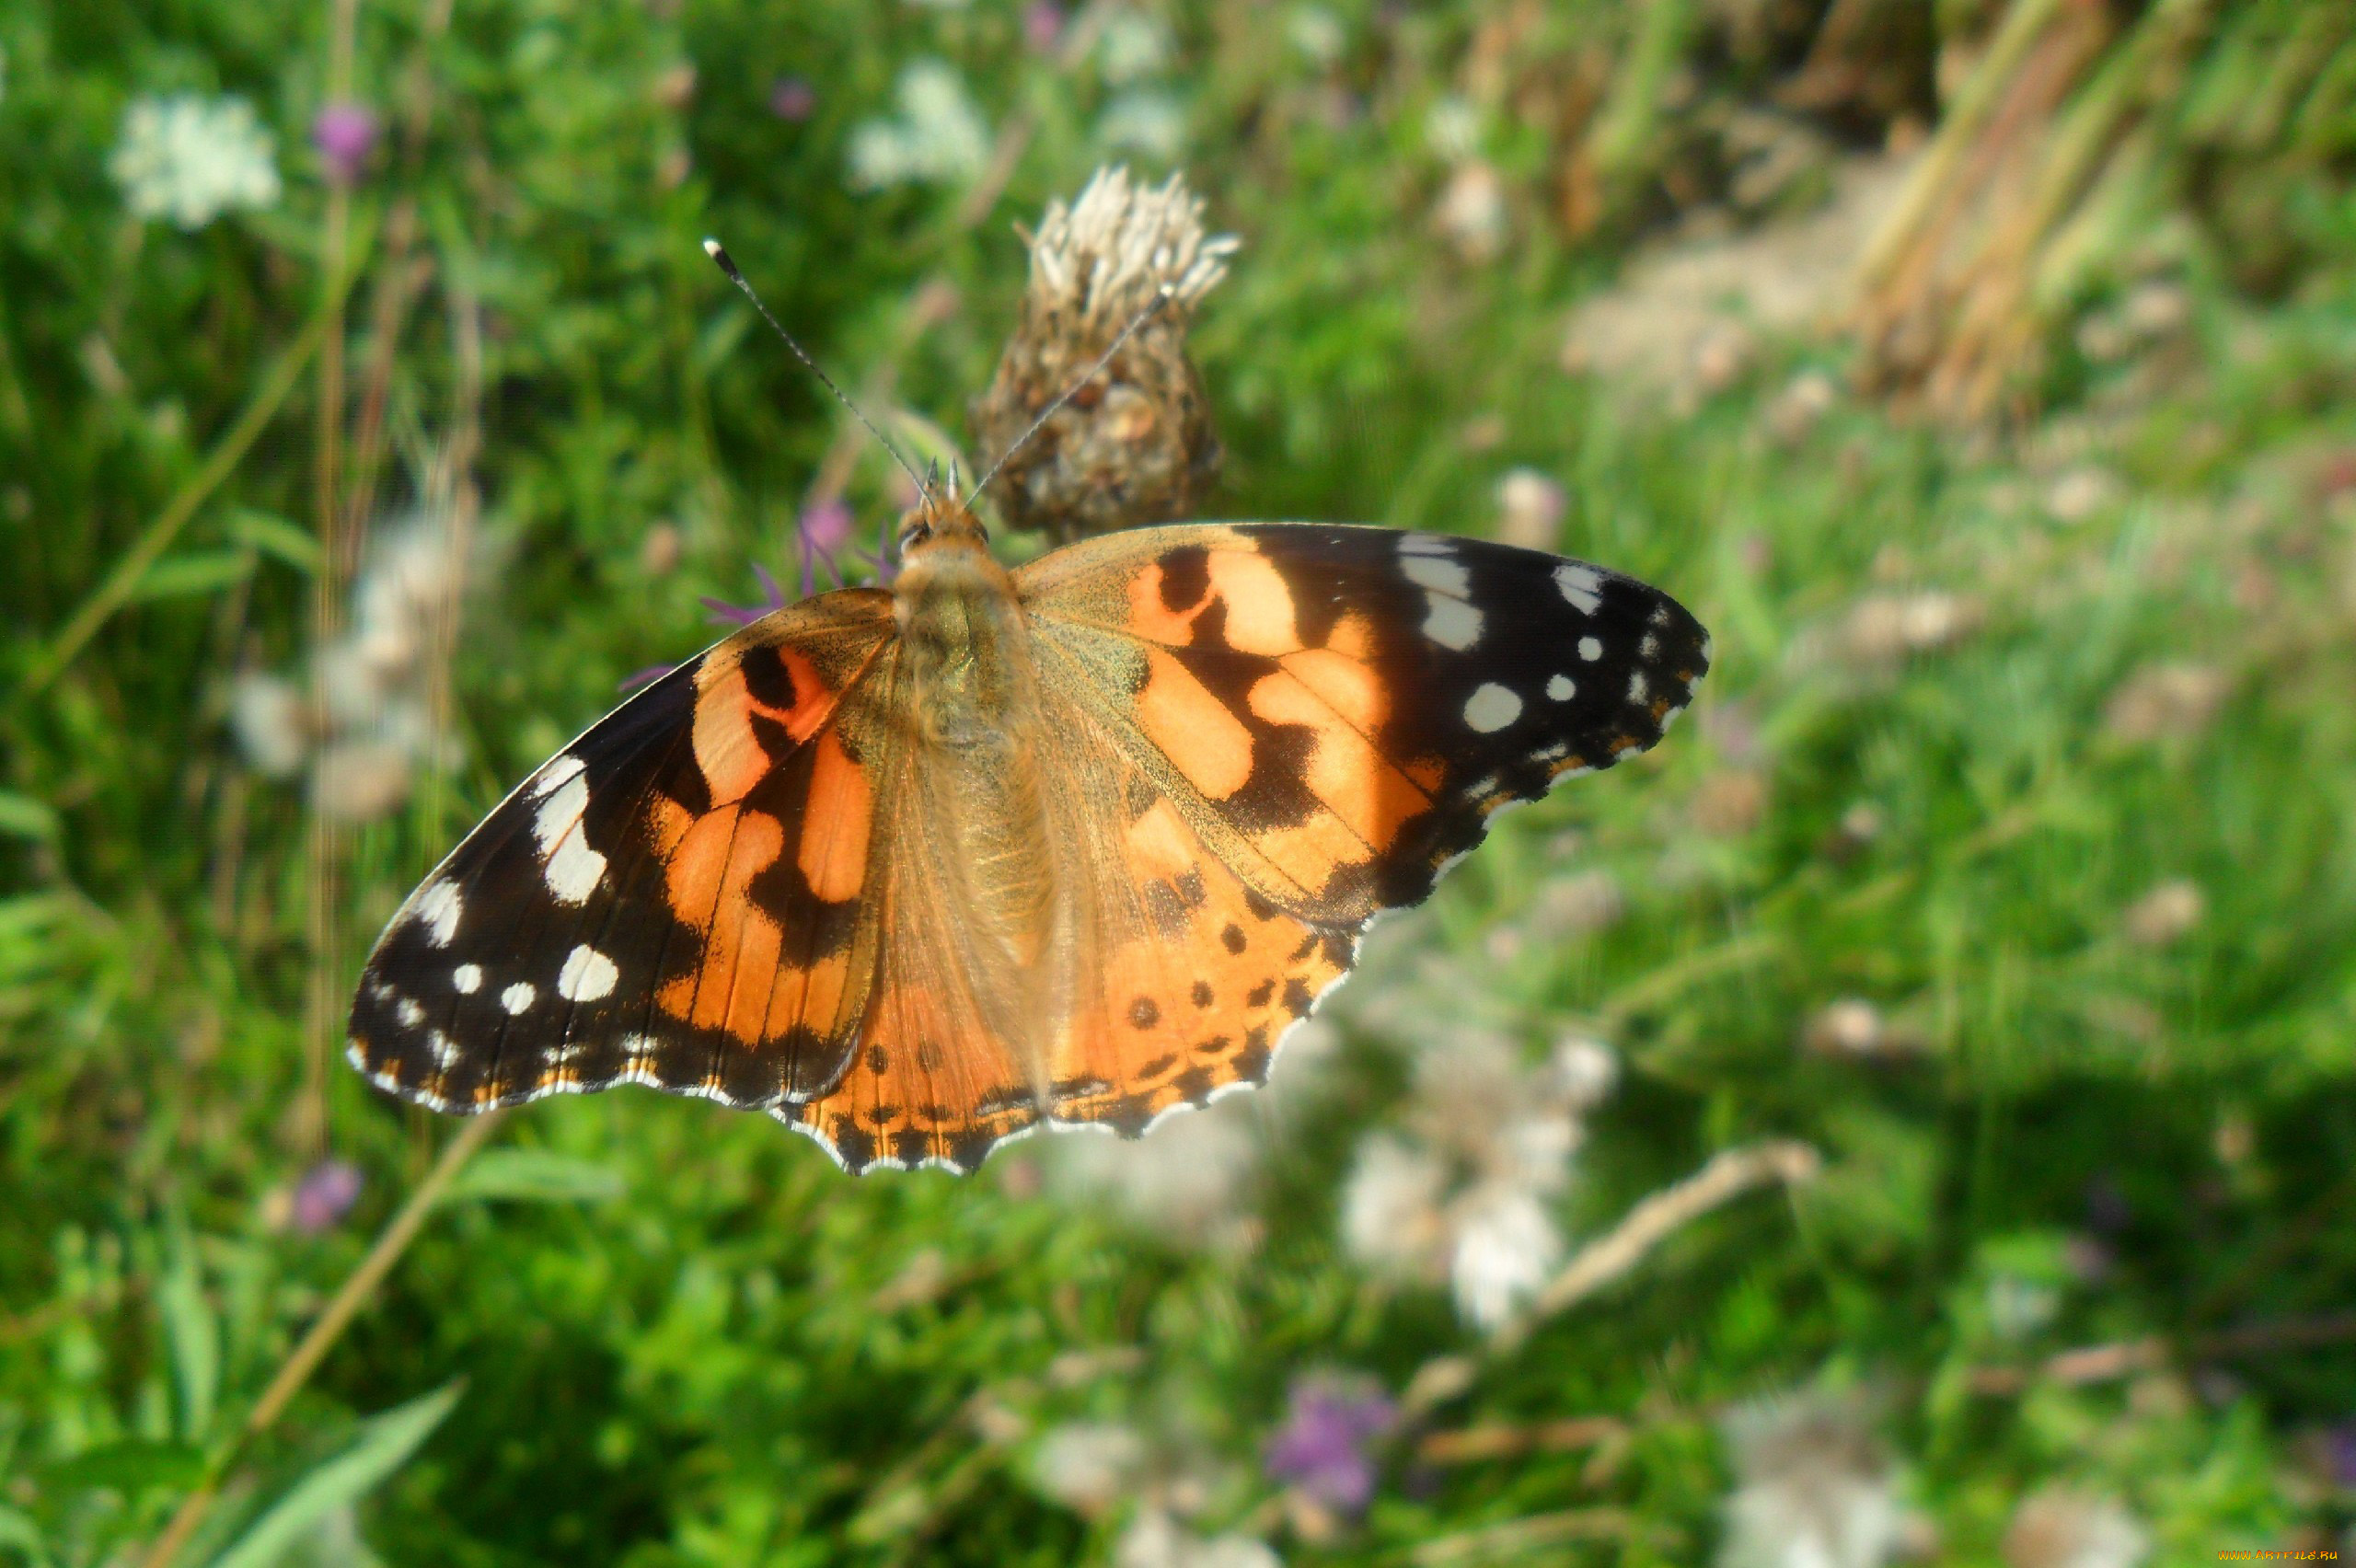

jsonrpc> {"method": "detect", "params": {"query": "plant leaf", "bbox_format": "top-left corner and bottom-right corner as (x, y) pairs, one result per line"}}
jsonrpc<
(225, 509), (321, 573)
(446, 1149), (626, 1205)
(40, 1439), (207, 1493)
(202, 1382), (462, 1568)
(0, 792), (59, 843)
(127, 550), (255, 604)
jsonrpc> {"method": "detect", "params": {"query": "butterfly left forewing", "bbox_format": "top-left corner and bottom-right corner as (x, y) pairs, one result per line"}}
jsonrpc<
(348, 588), (898, 1114)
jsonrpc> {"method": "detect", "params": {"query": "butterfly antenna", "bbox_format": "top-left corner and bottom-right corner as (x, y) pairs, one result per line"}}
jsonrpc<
(971, 282), (1177, 501)
(703, 238), (930, 501)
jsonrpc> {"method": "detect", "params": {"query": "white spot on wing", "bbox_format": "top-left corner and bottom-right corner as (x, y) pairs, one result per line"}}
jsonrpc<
(1463, 683), (1522, 733)
(1578, 636), (1603, 662)
(1546, 674), (1576, 701)
(1555, 562), (1603, 614)
(453, 963), (481, 994)
(532, 753), (586, 799)
(1423, 594), (1484, 650)
(428, 1029), (459, 1069)
(558, 944), (619, 1002)
(501, 982), (537, 1015)
(1398, 533), (1453, 556)
(396, 996), (424, 1028)
(533, 774), (608, 905)
(415, 880), (463, 946)
(1402, 550), (1471, 596)
(1627, 670), (1649, 703)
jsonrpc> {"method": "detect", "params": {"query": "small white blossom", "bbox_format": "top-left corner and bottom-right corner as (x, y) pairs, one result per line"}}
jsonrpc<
(2002, 1488), (2147, 1568)
(1029, 1422), (1149, 1516)
(1449, 1183), (1561, 1330)
(1341, 1136), (1449, 1277)
(847, 60), (987, 190)
(1095, 8), (1174, 84)
(110, 94), (282, 229)
(229, 672), (308, 778)
(1096, 91), (1187, 160)
(1719, 1392), (1911, 1568)
(1425, 96), (1480, 162)
(1046, 1095), (1261, 1247)
(1116, 1508), (1280, 1568)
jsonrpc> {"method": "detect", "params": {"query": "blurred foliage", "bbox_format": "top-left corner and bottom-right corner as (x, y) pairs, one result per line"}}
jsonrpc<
(4, 0), (2356, 1564)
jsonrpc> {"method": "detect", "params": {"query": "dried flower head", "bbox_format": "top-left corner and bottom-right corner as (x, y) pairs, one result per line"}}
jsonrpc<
(972, 167), (1238, 540)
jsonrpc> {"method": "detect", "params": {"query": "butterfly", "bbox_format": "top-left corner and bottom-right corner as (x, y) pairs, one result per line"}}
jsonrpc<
(348, 486), (1708, 1173)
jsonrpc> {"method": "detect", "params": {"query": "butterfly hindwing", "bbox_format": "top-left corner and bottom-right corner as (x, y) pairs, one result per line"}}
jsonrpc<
(1017, 523), (1709, 928)
(347, 589), (897, 1118)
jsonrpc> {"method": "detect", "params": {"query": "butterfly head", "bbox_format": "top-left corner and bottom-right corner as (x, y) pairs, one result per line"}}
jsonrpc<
(895, 462), (989, 559)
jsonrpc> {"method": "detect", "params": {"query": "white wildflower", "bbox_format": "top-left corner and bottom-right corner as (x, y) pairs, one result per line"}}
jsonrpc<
(1340, 1028), (1613, 1330)
(1096, 91), (1187, 160)
(847, 60), (987, 190)
(1494, 467), (1565, 552)
(1045, 1095), (1261, 1248)
(1030, 1422), (1149, 1516)
(1432, 160), (1507, 264)
(1287, 6), (1346, 67)
(1116, 1508), (1280, 1568)
(1095, 9), (1173, 84)
(231, 512), (470, 823)
(229, 671), (308, 778)
(1341, 1136), (1449, 1279)
(110, 94), (282, 230)
(1719, 1393), (1911, 1568)
(1425, 95), (1479, 162)
(1449, 1183), (1561, 1331)
(2002, 1487), (2147, 1568)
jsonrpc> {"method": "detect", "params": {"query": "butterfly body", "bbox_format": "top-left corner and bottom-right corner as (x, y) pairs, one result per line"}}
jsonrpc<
(350, 499), (1709, 1174)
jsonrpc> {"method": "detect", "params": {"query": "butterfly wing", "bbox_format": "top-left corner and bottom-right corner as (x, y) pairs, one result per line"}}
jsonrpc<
(347, 587), (900, 1118)
(1016, 523), (1710, 928)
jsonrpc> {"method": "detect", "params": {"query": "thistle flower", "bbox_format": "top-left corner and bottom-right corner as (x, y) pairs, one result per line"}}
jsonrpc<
(111, 94), (283, 229)
(846, 59), (988, 190)
(971, 167), (1238, 540)
(289, 1159), (364, 1234)
(312, 101), (379, 186)
(1265, 1376), (1394, 1515)
(769, 76), (816, 121)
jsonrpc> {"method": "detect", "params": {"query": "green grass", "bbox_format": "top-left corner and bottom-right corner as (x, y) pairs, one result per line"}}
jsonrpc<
(6, 1), (2356, 1563)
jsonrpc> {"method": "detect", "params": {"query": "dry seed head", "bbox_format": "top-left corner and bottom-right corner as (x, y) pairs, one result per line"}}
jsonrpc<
(973, 166), (1238, 539)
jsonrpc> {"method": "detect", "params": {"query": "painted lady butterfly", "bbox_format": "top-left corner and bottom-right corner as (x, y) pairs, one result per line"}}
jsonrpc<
(348, 486), (1707, 1173)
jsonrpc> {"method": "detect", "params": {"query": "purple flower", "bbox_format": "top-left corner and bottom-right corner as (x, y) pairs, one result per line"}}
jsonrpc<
(1265, 1377), (1395, 1515)
(1023, 1), (1068, 52)
(2324, 1423), (2356, 1489)
(312, 102), (380, 186)
(768, 76), (816, 121)
(290, 1159), (364, 1233)
(700, 560), (793, 628)
(795, 497), (856, 598)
